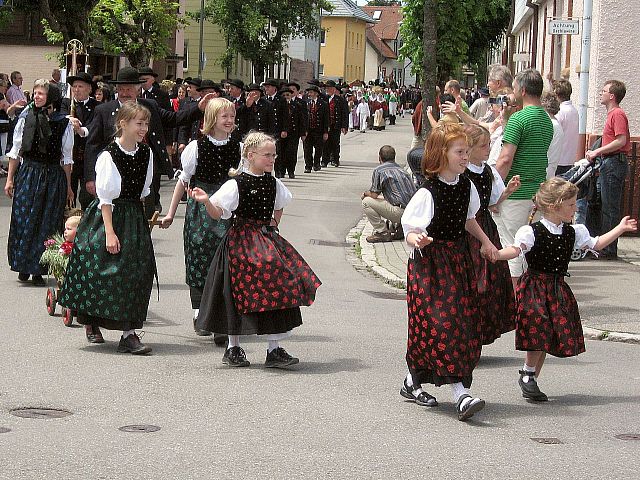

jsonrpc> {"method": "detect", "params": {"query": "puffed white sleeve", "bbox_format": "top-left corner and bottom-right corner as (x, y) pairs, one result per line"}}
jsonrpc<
(178, 140), (198, 184)
(401, 187), (434, 239)
(572, 224), (598, 250)
(467, 181), (480, 219)
(60, 121), (75, 165)
(274, 178), (293, 211)
(6, 116), (25, 159)
(140, 150), (154, 199)
(95, 151), (121, 209)
(488, 165), (506, 206)
(513, 225), (535, 254)
(209, 179), (239, 220)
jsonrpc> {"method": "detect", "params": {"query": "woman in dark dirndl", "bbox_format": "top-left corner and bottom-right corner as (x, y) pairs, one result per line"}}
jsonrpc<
(4, 80), (75, 286)
(59, 102), (156, 354)
(160, 98), (239, 343)
(400, 124), (499, 421)
(191, 131), (321, 368)
(462, 124), (519, 345)
(496, 178), (637, 401)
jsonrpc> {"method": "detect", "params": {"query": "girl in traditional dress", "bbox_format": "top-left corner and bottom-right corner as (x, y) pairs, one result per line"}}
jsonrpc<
(190, 131), (321, 368)
(463, 124), (519, 345)
(5, 80), (75, 286)
(495, 178), (636, 401)
(160, 98), (239, 343)
(59, 102), (156, 355)
(400, 123), (498, 421)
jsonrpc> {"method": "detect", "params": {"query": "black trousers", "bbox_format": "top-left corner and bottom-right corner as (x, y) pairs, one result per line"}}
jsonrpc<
(303, 132), (325, 169)
(276, 135), (300, 176)
(144, 162), (162, 219)
(322, 129), (341, 166)
(70, 162), (93, 210)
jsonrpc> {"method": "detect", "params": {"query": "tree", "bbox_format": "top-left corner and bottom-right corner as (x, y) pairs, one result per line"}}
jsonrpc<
(90, 0), (187, 69)
(421, 0), (437, 139)
(197, 0), (331, 82)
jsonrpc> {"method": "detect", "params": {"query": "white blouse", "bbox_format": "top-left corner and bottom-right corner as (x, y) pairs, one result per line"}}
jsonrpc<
(208, 172), (293, 220)
(178, 135), (234, 183)
(95, 139), (154, 209)
(467, 162), (505, 206)
(513, 218), (598, 254)
(401, 175), (481, 239)
(7, 114), (74, 165)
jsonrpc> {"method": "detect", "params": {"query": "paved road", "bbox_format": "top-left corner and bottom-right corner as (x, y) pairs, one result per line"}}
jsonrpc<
(1, 119), (639, 479)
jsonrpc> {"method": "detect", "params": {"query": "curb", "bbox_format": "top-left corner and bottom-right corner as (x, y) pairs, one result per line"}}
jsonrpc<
(349, 218), (640, 346)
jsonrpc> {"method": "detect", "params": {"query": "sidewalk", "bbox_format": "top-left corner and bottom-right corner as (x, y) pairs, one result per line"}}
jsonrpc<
(351, 218), (640, 343)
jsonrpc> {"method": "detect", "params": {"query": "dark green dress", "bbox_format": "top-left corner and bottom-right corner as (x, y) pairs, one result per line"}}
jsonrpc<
(59, 142), (156, 330)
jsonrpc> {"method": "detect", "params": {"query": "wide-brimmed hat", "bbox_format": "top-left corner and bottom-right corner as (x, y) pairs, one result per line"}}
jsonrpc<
(197, 79), (223, 93)
(263, 78), (279, 88)
(286, 82), (301, 91)
(305, 85), (321, 94)
(184, 77), (202, 87)
(280, 87), (294, 95)
(66, 72), (93, 86)
(228, 78), (244, 89)
(138, 66), (159, 78)
(246, 83), (263, 93)
(109, 67), (145, 85)
(324, 80), (338, 88)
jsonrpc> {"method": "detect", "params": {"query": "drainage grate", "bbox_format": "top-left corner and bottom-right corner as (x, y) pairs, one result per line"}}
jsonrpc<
(0, 427), (11, 433)
(615, 434), (640, 441)
(361, 289), (405, 300)
(10, 408), (72, 419)
(530, 437), (563, 445)
(309, 239), (351, 247)
(119, 424), (161, 433)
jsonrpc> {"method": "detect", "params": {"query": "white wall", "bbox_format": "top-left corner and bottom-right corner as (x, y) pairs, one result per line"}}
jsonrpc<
(364, 39), (379, 83)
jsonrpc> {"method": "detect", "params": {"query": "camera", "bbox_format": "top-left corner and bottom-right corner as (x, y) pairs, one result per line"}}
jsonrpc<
(488, 95), (509, 106)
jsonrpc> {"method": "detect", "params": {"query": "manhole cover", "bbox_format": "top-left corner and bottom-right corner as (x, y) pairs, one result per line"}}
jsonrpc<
(118, 424), (161, 433)
(361, 289), (405, 300)
(0, 427), (11, 433)
(10, 408), (72, 419)
(309, 239), (351, 247)
(615, 434), (640, 441)
(530, 437), (563, 445)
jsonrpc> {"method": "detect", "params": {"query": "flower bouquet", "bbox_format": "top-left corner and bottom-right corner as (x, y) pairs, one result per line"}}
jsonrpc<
(40, 234), (74, 282)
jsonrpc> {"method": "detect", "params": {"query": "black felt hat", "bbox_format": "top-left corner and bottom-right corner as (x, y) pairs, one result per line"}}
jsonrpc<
(263, 78), (279, 88)
(286, 82), (301, 91)
(109, 67), (145, 85)
(246, 83), (263, 92)
(138, 66), (159, 78)
(280, 87), (294, 95)
(324, 80), (338, 88)
(228, 78), (245, 89)
(184, 77), (202, 87)
(305, 85), (321, 94)
(66, 72), (93, 86)
(197, 79), (223, 93)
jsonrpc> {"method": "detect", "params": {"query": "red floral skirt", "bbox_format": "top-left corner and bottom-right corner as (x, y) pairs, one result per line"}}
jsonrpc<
(515, 270), (584, 357)
(468, 210), (516, 345)
(406, 239), (481, 388)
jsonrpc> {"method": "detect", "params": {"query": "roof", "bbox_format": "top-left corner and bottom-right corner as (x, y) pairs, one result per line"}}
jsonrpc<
(361, 5), (402, 40)
(322, 0), (376, 24)
(365, 28), (396, 60)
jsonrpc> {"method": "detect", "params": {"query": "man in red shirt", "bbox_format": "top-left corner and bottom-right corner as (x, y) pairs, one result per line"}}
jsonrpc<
(586, 80), (631, 258)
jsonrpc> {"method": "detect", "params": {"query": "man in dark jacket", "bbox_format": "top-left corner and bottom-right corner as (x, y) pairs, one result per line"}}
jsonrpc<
(322, 80), (349, 167)
(303, 85), (328, 172)
(275, 86), (306, 178)
(227, 78), (248, 143)
(245, 83), (275, 134)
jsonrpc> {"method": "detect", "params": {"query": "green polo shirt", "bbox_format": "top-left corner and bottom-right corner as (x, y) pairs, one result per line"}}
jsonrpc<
(502, 105), (553, 200)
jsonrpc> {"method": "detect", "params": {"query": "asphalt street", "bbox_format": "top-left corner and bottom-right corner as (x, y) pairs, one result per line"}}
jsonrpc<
(0, 118), (639, 479)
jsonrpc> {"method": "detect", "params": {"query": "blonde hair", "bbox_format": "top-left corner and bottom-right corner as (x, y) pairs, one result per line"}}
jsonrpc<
(533, 178), (578, 213)
(201, 97), (235, 136)
(65, 215), (82, 229)
(229, 131), (276, 177)
(113, 102), (151, 137)
(463, 124), (490, 149)
(64, 207), (83, 221)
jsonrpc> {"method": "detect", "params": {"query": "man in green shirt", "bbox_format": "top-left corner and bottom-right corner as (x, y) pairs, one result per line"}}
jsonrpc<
(445, 79), (470, 115)
(495, 68), (553, 281)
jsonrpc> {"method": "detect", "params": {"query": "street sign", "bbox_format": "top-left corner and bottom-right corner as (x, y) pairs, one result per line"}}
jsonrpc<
(549, 19), (580, 35)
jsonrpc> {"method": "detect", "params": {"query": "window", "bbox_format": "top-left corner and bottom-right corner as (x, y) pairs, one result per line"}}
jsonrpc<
(319, 64), (324, 76)
(372, 10), (381, 20)
(183, 40), (189, 71)
(320, 29), (326, 46)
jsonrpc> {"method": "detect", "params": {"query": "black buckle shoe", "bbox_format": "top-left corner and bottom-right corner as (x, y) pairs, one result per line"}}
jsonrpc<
(456, 394), (485, 421)
(193, 315), (212, 336)
(518, 370), (548, 401)
(264, 347), (299, 368)
(222, 346), (250, 367)
(400, 378), (438, 407)
(117, 333), (152, 355)
(85, 325), (105, 344)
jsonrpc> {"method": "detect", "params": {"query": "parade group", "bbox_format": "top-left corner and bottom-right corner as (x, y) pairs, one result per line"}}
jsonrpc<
(0, 63), (635, 422)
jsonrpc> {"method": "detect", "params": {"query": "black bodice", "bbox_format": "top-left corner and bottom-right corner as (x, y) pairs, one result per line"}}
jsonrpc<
(104, 142), (150, 200)
(234, 172), (277, 222)
(464, 164), (493, 211)
(422, 176), (471, 241)
(194, 137), (240, 185)
(23, 116), (69, 164)
(525, 221), (575, 275)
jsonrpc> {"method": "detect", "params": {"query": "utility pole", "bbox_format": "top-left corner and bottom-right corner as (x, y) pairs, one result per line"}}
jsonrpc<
(198, 0), (205, 77)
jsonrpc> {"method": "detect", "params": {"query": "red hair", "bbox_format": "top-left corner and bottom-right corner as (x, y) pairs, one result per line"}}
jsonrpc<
(422, 123), (468, 176)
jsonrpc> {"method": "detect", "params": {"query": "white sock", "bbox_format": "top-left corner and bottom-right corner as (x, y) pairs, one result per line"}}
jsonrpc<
(267, 340), (279, 353)
(450, 382), (470, 404)
(228, 335), (240, 349)
(405, 373), (424, 395)
(122, 329), (135, 338)
(522, 364), (536, 383)
(193, 309), (199, 320)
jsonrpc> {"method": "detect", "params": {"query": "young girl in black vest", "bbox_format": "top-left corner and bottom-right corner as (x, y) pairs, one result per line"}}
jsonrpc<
(463, 124), (519, 345)
(190, 131), (321, 368)
(400, 123), (498, 421)
(160, 98), (239, 343)
(495, 178), (636, 401)
(59, 102), (156, 355)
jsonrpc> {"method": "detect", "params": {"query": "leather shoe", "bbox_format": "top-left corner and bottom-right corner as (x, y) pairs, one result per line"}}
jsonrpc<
(366, 231), (392, 243)
(518, 370), (548, 401)
(85, 325), (105, 344)
(222, 346), (250, 367)
(304, 168), (312, 173)
(288, 173), (295, 179)
(313, 166), (321, 171)
(457, 394), (485, 421)
(193, 315), (212, 336)
(213, 333), (228, 347)
(32, 275), (46, 287)
(18, 273), (30, 282)
(264, 347), (299, 368)
(400, 378), (438, 407)
(117, 333), (152, 355)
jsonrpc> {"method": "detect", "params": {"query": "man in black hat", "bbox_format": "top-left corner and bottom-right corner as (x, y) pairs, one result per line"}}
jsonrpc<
(245, 83), (274, 134)
(275, 87), (306, 178)
(61, 72), (99, 209)
(84, 66), (209, 218)
(228, 79), (248, 142)
(322, 80), (349, 167)
(177, 77), (203, 154)
(198, 79), (224, 97)
(303, 85), (329, 173)
(139, 66), (174, 164)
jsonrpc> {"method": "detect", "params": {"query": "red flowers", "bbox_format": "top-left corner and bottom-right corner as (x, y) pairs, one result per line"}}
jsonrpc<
(59, 241), (74, 256)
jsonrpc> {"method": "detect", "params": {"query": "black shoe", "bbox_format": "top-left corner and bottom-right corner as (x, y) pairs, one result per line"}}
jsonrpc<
(213, 333), (228, 347)
(456, 394), (485, 421)
(222, 346), (250, 367)
(288, 173), (295, 179)
(304, 168), (312, 173)
(32, 275), (46, 287)
(320, 162), (328, 168)
(330, 161), (340, 167)
(117, 333), (152, 355)
(154, 204), (162, 213)
(313, 166), (321, 171)
(264, 347), (299, 368)
(18, 273), (30, 282)
(391, 228), (404, 241)
(85, 325), (105, 344)
(400, 378), (438, 407)
(518, 370), (548, 401)
(193, 315), (212, 336)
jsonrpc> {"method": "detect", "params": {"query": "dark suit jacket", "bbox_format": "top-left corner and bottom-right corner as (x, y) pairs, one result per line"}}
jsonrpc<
(327, 94), (349, 131)
(279, 100), (306, 138)
(246, 97), (275, 134)
(306, 99), (329, 135)
(61, 97), (99, 168)
(142, 83), (173, 144)
(177, 97), (201, 146)
(84, 98), (202, 182)
(230, 94), (249, 143)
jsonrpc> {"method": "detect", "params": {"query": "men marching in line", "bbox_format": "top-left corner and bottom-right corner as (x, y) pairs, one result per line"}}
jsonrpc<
(322, 80), (349, 168)
(303, 85), (329, 173)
